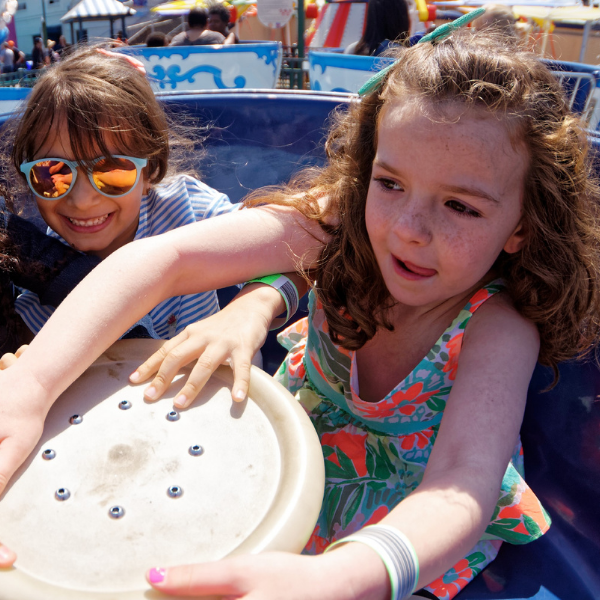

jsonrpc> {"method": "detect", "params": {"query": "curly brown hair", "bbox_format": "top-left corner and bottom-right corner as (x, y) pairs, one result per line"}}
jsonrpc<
(246, 30), (600, 373)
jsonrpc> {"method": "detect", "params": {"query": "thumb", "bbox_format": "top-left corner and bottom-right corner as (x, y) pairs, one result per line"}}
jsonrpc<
(0, 543), (16, 568)
(147, 561), (246, 597)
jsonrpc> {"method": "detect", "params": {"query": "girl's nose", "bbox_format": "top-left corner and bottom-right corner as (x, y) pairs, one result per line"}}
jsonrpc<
(65, 170), (102, 209)
(393, 200), (432, 245)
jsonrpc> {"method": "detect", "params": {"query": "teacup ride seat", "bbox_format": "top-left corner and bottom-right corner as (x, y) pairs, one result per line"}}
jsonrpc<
(0, 88), (598, 600)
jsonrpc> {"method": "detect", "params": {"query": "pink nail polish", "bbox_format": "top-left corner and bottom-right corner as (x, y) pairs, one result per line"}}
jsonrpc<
(148, 569), (165, 583)
(149, 567), (165, 584)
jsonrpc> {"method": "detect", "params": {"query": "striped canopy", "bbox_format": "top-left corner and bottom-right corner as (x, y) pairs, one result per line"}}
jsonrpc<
(61, 0), (137, 22)
(152, 0), (247, 17)
(307, 1), (367, 48)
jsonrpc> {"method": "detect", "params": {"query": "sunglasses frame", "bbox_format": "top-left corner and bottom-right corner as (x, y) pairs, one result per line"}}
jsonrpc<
(20, 155), (148, 201)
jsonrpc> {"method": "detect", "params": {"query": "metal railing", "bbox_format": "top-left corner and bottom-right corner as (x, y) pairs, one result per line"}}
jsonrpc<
(551, 70), (597, 123)
(0, 68), (42, 88)
(278, 45), (307, 90)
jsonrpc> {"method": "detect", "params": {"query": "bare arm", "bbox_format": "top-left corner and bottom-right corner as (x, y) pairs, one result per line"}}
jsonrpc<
(145, 296), (541, 598)
(375, 296), (539, 588)
(0, 205), (325, 494)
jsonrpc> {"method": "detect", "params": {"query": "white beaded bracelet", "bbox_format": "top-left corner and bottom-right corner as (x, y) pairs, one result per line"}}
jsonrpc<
(325, 525), (420, 600)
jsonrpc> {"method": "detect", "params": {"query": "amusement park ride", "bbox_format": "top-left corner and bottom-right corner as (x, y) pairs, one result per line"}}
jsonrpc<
(0, 2), (598, 600)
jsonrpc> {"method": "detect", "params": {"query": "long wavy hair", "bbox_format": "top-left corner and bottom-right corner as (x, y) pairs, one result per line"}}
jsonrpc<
(246, 30), (600, 374)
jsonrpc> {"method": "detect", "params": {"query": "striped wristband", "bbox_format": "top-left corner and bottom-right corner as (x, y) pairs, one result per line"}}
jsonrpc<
(243, 274), (300, 329)
(325, 525), (419, 600)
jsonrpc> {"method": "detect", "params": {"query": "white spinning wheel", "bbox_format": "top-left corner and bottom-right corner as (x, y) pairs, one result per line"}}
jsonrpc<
(0, 339), (325, 599)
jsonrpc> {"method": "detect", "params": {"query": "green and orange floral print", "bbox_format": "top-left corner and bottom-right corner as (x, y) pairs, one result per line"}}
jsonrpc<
(276, 282), (551, 600)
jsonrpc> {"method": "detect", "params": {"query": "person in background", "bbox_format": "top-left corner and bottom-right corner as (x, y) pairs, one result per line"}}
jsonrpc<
(45, 39), (58, 64)
(0, 41), (14, 74)
(208, 3), (238, 44)
(53, 35), (71, 58)
(31, 37), (46, 69)
(115, 30), (128, 45)
(10, 41), (26, 69)
(146, 31), (168, 47)
(170, 7), (226, 46)
(472, 4), (519, 40)
(344, 0), (410, 56)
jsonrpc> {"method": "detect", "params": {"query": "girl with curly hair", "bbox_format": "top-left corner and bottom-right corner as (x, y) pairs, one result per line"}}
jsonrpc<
(1, 28), (600, 600)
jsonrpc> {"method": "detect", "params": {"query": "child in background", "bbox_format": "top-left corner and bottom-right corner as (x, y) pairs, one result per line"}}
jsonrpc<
(1, 29), (600, 599)
(2, 44), (243, 340)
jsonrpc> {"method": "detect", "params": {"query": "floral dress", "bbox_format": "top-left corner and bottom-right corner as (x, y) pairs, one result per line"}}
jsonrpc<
(275, 282), (551, 600)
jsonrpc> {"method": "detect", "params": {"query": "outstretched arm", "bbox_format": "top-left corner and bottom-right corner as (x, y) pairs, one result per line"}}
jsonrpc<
(0, 205), (325, 496)
(145, 297), (541, 598)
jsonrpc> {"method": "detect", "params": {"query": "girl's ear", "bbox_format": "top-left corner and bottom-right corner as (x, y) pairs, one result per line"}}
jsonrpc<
(504, 221), (527, 254)
(142, 168), (151, 195)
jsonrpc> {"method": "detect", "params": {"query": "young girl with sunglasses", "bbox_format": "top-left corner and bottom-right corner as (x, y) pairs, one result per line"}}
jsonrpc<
(3, 44), (251, 341)
(1, 28), (600, 599)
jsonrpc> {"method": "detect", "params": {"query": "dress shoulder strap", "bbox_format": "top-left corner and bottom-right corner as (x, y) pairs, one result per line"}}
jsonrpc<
(463, 279), (505, 315)
(441, 279), (505, 345)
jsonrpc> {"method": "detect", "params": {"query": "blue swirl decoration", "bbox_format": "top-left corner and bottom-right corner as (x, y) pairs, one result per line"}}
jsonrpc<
(151, 64), (245, 90)
(252, 47), (280, 77)
(309, 52), (393, 76)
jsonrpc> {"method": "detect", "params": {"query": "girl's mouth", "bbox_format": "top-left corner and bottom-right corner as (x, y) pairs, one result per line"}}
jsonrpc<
(393, 256), (437, 280)
(61, 212), (114, 233)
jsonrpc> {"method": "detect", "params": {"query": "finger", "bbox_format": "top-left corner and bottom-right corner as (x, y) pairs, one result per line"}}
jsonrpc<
(146, 561), (246, 597)
(130, 334), (188, 384)
(14, 345), (28, 358)
(143, 346), (210, 403)
(229, 349), (253, 402)
(0, 353), (18, 370)
(173, 350), (229, 409)
(0, 544), (16, 568)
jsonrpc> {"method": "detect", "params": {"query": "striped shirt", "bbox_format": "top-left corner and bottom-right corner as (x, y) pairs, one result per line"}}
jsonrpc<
(15, 175), (240, 339)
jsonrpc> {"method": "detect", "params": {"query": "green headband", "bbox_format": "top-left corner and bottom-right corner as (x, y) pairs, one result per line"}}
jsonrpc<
(357, 7), (486, 97)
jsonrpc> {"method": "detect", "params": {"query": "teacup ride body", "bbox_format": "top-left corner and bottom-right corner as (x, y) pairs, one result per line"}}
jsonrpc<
(0, 339), (325, 600)
(308, 51), (394, 94)
(0, 87), (32, 115)
(120, 43), (283, 92)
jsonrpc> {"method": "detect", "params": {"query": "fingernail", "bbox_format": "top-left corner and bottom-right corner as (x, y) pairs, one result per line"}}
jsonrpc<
(0, 546), (13, 562)
(233, 389), (246, 401)
(174, 394), (187, 408)
(129, 371), (140, 382)
(148, 567), (165, 584)
(145, 386), (157, 400)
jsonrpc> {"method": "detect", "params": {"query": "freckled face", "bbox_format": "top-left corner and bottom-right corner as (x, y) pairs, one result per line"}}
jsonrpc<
(31, 124), (146, 259)
(365, 101), (529, 309)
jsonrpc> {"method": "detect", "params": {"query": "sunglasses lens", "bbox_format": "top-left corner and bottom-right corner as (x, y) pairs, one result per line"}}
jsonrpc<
(92, 157), (139, 196)
(29, 160), (74, 199)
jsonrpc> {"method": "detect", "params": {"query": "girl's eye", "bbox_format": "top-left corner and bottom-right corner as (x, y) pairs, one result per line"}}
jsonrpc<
(446, 199), (481, 218)
(374, 177), (403, 192)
